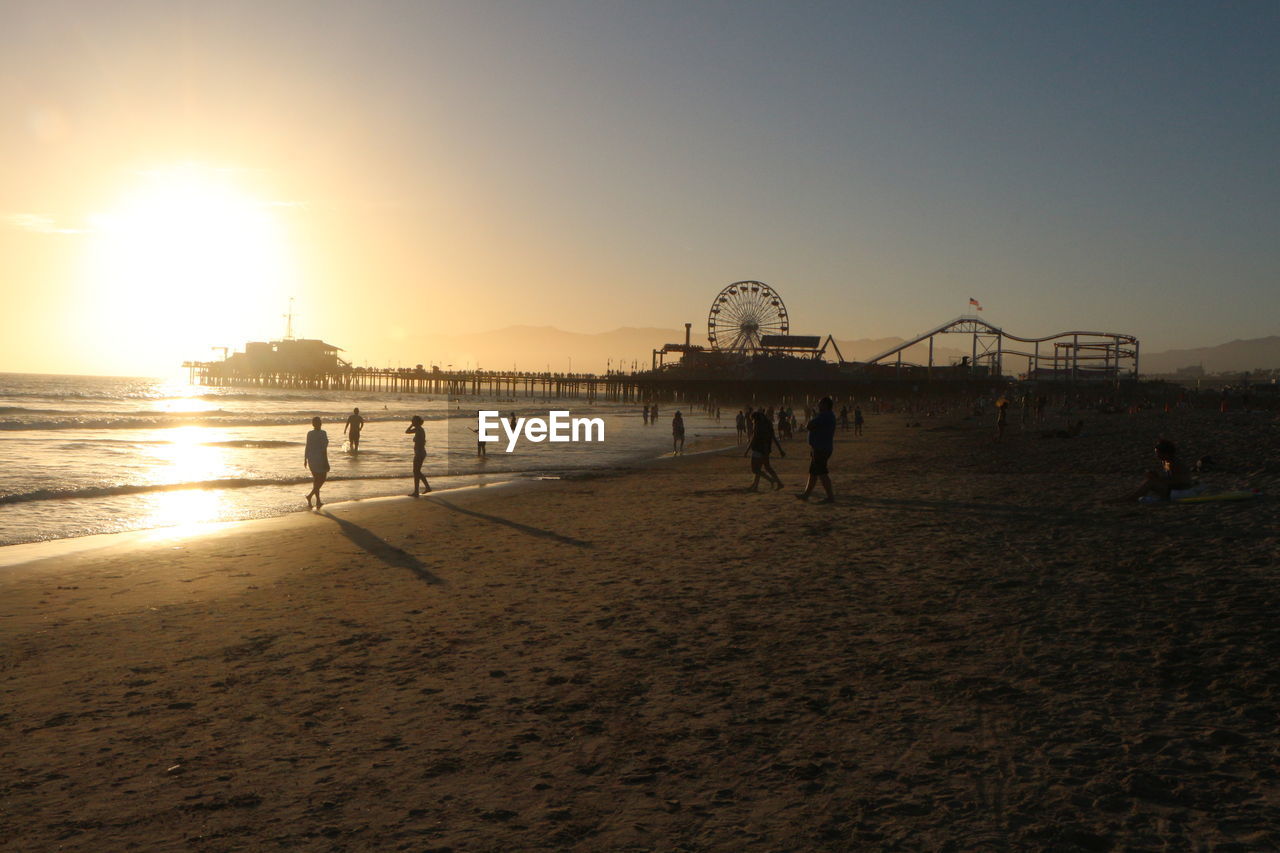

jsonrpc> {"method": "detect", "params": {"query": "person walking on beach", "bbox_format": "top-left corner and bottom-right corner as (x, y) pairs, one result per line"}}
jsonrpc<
(643, 404), (650, 425)
(672, 410), (685, 454)
(853, 405), (864, 436)
(995, 394), (1010, 440)
(840, 405), (849, 431)
(344, 407), (365, 452)
(744, 410), (785, 491)
(304, 417), (330, 509)
(735, 410), (747, 443)
(797, 397), (836, 503)
(405, 415), (431, 496)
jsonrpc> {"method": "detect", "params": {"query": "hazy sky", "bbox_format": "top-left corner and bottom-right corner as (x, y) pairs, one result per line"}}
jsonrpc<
(3, 1), (1278, 375)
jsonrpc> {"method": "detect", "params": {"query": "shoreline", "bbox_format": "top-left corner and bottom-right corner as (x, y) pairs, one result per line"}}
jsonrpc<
(4, 411), (1279, 849)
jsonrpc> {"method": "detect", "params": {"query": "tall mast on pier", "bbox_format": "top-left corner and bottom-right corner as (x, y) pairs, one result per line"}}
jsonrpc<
(283, 297), (296, 340)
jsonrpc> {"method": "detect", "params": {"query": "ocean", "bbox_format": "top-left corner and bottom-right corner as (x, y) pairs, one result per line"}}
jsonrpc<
(0, 373), (726, 547)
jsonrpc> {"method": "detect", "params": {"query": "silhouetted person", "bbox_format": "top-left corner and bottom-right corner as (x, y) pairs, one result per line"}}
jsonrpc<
(995, 394), (1009, 440)
(304, 416), (329, 509)
(1122, 438), (1194, 502)
(405, 415), (431, 496)
(642, 404), (650, 425)
(735, 410), (747, 443)
(797, 397), (836, 503)
(744, 410), (785, 491)
(344, 407), (365, 452)
(853, 406), (864, 436)
(840, 406), (849, 431)
(672, 410), (685, 454)
(472, 411), (487, 457)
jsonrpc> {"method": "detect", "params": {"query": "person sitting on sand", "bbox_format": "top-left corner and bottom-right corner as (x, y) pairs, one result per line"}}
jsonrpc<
(304, 417), (329, 509)
(671, 410), (685, 454)
(405, 415), (431, 496)
(1123, 438), (1194, 502)
(744, 410), (785, 491)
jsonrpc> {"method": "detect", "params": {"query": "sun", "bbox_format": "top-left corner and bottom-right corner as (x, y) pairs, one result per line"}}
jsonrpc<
(84, 163), (298, 368)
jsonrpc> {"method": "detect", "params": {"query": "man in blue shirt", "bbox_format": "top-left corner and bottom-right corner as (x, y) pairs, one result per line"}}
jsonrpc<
(797, 397), (836, 503)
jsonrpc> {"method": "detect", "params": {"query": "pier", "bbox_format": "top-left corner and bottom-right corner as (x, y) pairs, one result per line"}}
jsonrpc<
(183, 360), (647, 403)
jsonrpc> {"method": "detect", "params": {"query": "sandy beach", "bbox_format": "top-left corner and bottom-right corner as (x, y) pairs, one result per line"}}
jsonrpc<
(3, 407), (1279, 851)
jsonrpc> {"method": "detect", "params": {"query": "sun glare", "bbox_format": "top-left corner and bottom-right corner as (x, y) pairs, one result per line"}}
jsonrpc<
(84, 163), (297, 365)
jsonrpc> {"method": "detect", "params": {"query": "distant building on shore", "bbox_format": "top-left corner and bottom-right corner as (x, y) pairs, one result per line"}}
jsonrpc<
(214, 338), (350, 377)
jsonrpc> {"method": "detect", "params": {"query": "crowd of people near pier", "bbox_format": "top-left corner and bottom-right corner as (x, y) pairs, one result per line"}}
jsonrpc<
(297, 381), (1275, 509)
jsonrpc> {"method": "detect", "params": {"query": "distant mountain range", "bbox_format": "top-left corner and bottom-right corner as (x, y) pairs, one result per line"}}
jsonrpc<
(1138, 337), (1280, 375)
(410, 326), (1280, 376)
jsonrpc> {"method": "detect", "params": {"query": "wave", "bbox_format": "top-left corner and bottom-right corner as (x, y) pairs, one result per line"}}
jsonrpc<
(0, 410), (456, 431)
(0, 473), (414, 506)
(201, 439), (302, 448)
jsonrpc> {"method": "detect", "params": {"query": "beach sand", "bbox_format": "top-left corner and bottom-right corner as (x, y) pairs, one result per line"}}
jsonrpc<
(3, 408), (1279, 850)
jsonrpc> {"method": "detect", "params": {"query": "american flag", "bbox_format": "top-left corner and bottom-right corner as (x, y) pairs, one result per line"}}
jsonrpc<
(969, 298), (983, 311)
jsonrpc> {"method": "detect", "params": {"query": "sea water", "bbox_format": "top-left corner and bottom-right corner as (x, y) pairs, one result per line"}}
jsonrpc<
(0, 373), (730, 547)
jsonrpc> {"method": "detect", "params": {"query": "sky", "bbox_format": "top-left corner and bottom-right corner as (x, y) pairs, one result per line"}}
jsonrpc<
(2, 0), (1278, 376)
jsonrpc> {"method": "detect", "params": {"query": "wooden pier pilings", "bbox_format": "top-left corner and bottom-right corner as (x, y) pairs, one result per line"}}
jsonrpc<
(183, 361), (1020, 408)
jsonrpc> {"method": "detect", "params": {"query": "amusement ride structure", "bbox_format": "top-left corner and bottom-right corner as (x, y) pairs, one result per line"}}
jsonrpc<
(654, 280), (1139, 381)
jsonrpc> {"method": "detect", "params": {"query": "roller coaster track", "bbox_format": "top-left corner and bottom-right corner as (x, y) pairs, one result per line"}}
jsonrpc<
(863, 315), (1139, 376)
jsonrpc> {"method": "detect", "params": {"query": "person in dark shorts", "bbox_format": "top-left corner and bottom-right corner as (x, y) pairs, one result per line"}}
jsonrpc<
(405, 415), (431, 496)
(672, 410), (685, 454)
(744, 410), (785, 491)
(344, 407), (365, 452)
(797, 397), (836, 503)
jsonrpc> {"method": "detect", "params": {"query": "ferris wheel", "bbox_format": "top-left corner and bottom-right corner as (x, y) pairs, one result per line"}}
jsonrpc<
(707, 281), (789, 353)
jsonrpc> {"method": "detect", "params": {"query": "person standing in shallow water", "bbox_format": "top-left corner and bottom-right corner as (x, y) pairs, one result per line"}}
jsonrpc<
(344, 407), (365, 452)
(405, 415), (431, 496)
(304, 417), (329, 509)
(797, 397), (836, 503)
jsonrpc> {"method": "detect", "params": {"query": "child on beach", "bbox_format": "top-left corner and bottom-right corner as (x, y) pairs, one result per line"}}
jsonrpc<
(744, 410), (785, 491)
(1122, 438), (1194, 502)
(304, 417), (329, 509)
(995, 395), (1009, 440)
(405, 415), (431, 496)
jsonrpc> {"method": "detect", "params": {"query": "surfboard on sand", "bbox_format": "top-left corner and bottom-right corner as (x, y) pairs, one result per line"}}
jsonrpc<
(1173, 490), (1259, 504)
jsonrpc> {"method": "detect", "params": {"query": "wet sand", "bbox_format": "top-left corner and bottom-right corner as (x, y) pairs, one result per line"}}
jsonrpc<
(3, 407), (1279, 850)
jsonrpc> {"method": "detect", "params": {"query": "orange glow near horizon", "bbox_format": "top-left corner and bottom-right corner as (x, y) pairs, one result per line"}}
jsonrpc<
(81, 163), (298, 364)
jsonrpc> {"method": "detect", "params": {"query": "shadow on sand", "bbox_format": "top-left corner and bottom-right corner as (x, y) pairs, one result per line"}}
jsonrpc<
(319, 511), (444, 584)
(428, 496), (593, 549)
(842, 495), (1107, 524)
